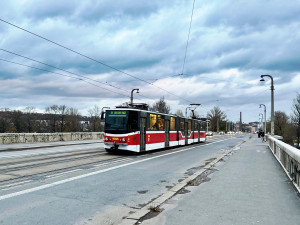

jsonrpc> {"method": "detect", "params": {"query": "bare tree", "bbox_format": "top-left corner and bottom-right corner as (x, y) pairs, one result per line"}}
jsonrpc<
(88, 105), (102, 132)
(149, 97), (170, 114)
(24, 107), (36, 133)
(65, 107), (81, 132)
(10, 110), (24, 132)
(46, 105), (59, 132)
(207, 106), (227, 132)
(274, 111), (289, 136)
(58, 105), (68, 132)
(175, 109), (184, 117)
(291, 93), (300, 148)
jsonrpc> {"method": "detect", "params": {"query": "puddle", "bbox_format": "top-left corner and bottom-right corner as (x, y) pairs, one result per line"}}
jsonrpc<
(186, 168), (217, 186)
(185, 165), (204, 176)
(177, 188), (190, 194)
(137, 190), (148, 194)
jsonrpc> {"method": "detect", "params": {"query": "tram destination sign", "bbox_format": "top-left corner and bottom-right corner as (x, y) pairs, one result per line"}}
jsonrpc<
(109, 111), (127, 117)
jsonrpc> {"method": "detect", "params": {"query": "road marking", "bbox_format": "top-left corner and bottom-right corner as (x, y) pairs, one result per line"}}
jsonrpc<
(0, 138), (237, 201)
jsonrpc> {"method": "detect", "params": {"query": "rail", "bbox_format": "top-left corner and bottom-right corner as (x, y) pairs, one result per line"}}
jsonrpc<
(268, 135), (300, 191)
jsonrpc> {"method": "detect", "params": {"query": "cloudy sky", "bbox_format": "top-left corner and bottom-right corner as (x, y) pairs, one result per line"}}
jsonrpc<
(0, 0), (300, 122)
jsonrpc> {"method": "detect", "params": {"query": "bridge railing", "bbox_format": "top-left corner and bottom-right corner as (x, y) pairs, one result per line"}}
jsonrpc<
(268, 135), (300, 191)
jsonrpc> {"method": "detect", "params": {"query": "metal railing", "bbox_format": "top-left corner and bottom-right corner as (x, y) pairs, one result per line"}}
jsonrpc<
(268, 135), (300, 191)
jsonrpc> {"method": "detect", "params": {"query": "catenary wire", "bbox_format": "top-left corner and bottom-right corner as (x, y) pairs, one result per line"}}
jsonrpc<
(0, 58), (133, 98)
(181, 0), (196, 75)
(0, 49), (152, 101)
(0, 18), (193, 103)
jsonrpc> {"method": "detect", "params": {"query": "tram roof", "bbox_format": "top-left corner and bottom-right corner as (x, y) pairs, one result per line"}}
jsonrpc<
(107, 107), (207, 122)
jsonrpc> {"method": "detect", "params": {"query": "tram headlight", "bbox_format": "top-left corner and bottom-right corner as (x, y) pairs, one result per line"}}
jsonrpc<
(105, 137), (108, 141)
(122, 138), (126, 142)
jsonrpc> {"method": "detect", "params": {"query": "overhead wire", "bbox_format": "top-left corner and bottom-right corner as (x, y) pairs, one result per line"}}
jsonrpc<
(181, 0), (196, 76)
(0, 48), (152, 101)
(0, 18), (193, 103)
(0, 58), (132, 98)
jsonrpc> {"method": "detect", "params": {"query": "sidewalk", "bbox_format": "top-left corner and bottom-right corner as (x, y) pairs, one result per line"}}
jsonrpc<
(0, 139), (102, 152)
(142, 135), (300, 225)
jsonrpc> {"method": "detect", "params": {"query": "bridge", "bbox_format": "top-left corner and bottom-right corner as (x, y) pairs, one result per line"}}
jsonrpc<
(0, 133), (299, 225)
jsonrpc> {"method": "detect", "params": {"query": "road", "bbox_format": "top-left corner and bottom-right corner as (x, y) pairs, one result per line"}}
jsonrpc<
(0, 134), (245, 225)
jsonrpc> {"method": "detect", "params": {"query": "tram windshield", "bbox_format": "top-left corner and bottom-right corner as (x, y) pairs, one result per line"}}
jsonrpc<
(105, 110), (139, 134)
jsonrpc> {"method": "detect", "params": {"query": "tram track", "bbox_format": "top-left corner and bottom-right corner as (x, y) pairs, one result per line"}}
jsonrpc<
(0, 136), (236, 189)
(0, 149), (127, 187)
(0, 156), (128, 186)
(0, 149), (107, 172)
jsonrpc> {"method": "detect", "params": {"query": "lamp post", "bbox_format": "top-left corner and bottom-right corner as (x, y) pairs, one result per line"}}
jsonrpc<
(260, 74), (274, 135)
(259, 104), (266, 135)
(130, 89), (139, 106)
(259, 113), (263, 130)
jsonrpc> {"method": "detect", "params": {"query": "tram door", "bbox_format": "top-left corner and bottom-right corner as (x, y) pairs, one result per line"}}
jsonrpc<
(140, 117), (146, 151)
(185, 121), (188, 145)
(165, 120), (170, 148)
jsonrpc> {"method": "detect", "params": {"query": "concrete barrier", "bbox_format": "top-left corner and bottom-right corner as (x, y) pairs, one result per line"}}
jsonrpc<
(0, 132), (104, 144)
(268, 135), (300, 191)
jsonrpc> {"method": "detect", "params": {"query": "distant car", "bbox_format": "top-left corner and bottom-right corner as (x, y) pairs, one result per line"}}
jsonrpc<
(219, 131), (225, 135)
(206, 131), (213, 136)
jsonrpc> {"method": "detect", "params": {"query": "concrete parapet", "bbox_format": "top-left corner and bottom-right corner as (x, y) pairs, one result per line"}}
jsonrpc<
(0, 132), (104, 144)
(267, 135), (300, 192)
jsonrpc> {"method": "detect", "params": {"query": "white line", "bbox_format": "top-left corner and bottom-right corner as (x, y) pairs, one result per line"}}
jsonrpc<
(0, 138), (232, 201)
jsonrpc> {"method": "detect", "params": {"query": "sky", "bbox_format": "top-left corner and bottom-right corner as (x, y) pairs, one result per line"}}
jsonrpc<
(0, 0), (300, 123)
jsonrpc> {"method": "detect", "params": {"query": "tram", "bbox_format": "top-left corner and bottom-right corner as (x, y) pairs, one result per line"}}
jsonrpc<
(103, 108), (206, 153)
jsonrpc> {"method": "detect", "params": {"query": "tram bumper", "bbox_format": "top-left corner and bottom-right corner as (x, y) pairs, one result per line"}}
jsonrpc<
(104, 142), (128, 151)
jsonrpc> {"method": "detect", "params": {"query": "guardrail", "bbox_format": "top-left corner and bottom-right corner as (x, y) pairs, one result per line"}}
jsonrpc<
(0, 132), (104, 144)
(268, 135), (300, 191)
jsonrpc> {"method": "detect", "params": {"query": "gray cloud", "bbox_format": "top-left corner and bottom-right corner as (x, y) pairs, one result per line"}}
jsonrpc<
(0, 0), (299, 122)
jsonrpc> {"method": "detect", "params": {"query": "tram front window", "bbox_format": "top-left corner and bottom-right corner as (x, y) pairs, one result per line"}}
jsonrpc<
(105, 110), (139, 134)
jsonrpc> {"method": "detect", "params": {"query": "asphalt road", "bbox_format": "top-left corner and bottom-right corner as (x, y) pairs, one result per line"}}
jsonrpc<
(0, 135), (245, 225)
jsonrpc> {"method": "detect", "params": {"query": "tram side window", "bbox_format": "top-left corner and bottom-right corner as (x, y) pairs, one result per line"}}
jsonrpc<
(149, 114), (158, 130)
(170, 117), (176, 131)
(188, 120), (192, 135)
(194, 121), (198, 131)
(157, 115), (164, 130)
(180, 120), (184, 133)
(201, 121), (204, 130)
(128, 111), (139, 132)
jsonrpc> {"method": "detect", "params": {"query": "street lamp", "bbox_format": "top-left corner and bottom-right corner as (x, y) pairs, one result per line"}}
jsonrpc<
(260, 74), (274, 135)
(259, 113), (263, 130)
(259, 104), (266, 135)
(130, 88), (139, 106)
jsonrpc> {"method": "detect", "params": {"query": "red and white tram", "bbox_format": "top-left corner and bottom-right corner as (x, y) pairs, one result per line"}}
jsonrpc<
(104, 108), (206, 153)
